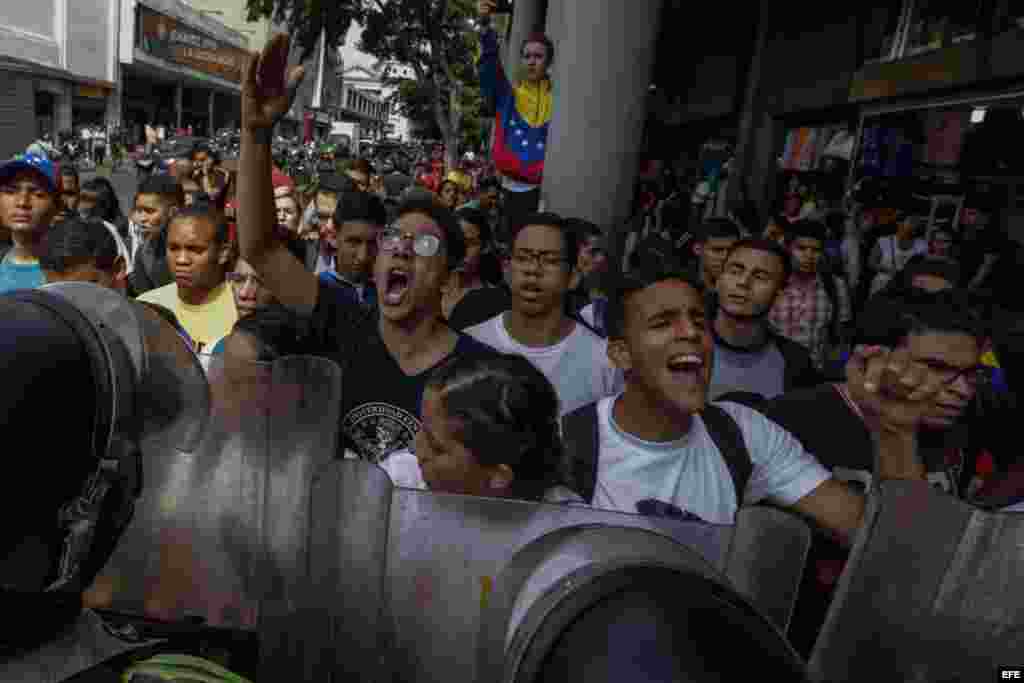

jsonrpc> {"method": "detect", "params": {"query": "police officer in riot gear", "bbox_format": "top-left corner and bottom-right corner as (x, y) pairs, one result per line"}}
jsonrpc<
(0, 282), (249, 682)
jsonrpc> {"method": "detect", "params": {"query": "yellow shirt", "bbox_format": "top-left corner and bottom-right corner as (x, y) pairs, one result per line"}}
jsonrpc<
(446, 170), (472, 193)
(138, 281), (238, 355)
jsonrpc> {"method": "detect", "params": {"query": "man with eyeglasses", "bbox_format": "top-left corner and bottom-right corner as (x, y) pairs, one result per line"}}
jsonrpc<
(465, 212), (623, 416)
(231, 33), (500, 463)
(755, 288), (989, 656)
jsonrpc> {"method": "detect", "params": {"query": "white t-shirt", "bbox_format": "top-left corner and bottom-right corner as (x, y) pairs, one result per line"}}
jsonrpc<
(379, 449), (583, 503)
(465, 313), (624, 417)
(590, 397), (831, 525)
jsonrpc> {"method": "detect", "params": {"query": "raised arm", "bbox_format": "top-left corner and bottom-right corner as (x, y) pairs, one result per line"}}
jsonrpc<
(791, 345), (935, 546)
(477, 0), (512, 110)
(239, 34), (319, 314)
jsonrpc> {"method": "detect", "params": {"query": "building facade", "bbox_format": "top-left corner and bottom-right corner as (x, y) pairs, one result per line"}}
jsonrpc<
(0, 0), (121, 158)
(342, 62), (414, 143)
(181, 0), (343, 142)
(118, 0), (249, 144)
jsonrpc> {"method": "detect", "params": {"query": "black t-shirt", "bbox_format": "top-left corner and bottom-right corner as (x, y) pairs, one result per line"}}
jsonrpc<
(447, 285), (512, 331)
(239, 281), (499, 463)
(333, 317), (497, 462)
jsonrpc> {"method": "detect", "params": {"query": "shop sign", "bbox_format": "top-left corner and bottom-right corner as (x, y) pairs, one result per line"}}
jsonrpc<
(138, 6), (250, 83)
(77, 85), (107, 99)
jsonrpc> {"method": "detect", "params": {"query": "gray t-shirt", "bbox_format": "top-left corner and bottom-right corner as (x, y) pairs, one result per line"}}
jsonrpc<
(709, 339), (786, 401)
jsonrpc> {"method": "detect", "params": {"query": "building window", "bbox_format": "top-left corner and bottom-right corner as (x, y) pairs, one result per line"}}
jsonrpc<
(905, 0), (983, 55)
(863, 0), (985, 65)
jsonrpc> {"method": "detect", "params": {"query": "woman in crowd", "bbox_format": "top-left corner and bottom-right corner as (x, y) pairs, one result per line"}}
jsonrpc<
(79, 177), (130, 238)
(380, 353), (582, 503)
(442, 207), (498, 319)
(437, 179), (460, 211)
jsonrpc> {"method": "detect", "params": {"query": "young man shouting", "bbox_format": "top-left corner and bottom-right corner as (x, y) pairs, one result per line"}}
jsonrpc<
(561, 266), (943, 548)
(230, 34), (498, 464)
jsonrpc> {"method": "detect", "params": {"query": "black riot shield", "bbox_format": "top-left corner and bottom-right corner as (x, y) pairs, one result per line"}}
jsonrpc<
(307, 459), (812, 683)
(809, 480), (1024, 682)
(85, 354), (342, 654)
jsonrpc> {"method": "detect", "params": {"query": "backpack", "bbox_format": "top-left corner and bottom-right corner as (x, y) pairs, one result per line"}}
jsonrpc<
(560, 402), (753, 506)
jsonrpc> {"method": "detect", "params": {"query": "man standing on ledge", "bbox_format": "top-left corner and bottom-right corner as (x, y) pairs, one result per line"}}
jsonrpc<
(477, 0), (554, 243)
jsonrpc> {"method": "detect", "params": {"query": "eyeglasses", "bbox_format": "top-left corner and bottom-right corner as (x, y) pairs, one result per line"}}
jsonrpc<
(510, 249), (566, 270)
(378, 227), (442, 257)
(912, 358), (990, 387)
(227, 272), (264, 288)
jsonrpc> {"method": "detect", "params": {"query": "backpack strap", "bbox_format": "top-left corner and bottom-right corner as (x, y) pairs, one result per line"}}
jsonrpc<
(593, 298), (608, 338)
(820, 272), (842, 344)
(561, 402), (600, 503)
(701, 404), (754, 505)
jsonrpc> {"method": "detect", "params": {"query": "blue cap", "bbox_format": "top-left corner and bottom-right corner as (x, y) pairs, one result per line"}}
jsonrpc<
(0, 154), (58, 193)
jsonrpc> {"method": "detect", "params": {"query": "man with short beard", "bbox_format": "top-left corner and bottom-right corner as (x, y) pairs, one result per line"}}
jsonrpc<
(710, 238), (819, 401)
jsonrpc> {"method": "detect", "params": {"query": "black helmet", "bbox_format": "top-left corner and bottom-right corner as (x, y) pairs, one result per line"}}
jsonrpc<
(0, 284), (208, 656)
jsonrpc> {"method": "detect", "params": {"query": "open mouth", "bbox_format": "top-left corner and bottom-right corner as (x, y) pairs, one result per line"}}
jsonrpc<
(383, 268), (410, 305)
(666, 353), (706, 380)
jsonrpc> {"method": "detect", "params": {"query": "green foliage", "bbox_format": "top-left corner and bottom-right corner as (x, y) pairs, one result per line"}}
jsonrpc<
(244, 0), (361, 63)
(246, 0), (484, 157)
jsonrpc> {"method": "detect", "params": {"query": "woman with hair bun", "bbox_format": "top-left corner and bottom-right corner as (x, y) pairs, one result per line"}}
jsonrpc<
(380, 352), (582, 503)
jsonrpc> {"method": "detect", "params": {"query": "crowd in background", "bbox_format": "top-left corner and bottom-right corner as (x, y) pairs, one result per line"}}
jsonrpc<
(0, 27), (1023, 676)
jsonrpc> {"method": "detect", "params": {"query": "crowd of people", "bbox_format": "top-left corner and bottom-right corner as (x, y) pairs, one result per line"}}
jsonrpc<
(0, 22), (1023, 679)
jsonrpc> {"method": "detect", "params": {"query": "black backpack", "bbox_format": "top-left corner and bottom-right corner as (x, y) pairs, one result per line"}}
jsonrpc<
(561, 402), (753, 505)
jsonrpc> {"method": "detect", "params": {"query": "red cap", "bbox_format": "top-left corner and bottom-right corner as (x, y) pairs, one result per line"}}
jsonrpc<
(272, 167), (295, 190)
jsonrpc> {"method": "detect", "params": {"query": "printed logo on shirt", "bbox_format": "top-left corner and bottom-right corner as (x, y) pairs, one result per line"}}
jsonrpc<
(635, 499), (704, 522)
(342, 402), (421, 463)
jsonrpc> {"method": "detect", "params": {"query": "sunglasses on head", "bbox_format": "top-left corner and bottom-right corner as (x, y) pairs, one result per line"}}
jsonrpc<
(378, 226), (443, 257)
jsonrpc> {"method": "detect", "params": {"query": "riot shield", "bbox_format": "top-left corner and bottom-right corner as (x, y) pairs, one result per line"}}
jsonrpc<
(84, 355), (342, 645)
(309, 459), (811, 683)
(809, 481), (1024, 682)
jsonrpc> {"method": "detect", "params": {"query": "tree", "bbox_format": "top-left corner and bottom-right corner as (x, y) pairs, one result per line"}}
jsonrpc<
(245, 0), (481, 169)
(244, 0), (361, 63)
(360, 0), (480, 169)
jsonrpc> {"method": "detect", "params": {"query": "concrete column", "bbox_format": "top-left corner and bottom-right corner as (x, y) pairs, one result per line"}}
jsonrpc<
(209, 91), (216, 135)
(727, 1), (768, 208)
(55, 84), (73, 133)
(540, 0), (663, 233)
(175, 83), (183, 129)
(503, 0), (544, 77)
